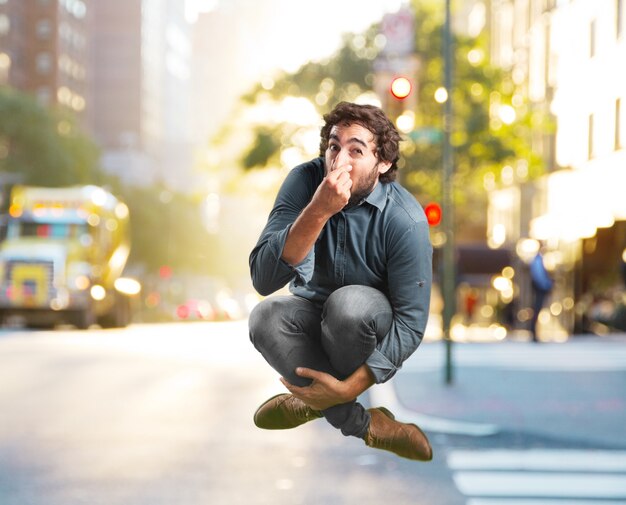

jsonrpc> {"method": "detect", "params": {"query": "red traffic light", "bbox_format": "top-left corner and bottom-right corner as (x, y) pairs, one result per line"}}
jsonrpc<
(424, 202), (442, 226)
(159, 265), (172, 279)
(390, 76), (412, 100)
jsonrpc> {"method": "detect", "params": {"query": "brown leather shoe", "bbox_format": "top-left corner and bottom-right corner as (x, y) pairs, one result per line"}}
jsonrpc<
(253, 393), (323, 430)
(364, 407), (433, 461)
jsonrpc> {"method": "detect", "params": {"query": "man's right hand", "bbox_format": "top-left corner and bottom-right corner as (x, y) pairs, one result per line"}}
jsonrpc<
(309, 164), (352, 218)
(280, 164), (352, 266)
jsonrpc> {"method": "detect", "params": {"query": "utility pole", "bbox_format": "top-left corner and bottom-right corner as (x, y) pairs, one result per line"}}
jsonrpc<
(442, 0), (456, 385)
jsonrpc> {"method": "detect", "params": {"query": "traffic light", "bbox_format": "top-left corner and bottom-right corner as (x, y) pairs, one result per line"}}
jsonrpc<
(424, 202), (442, 226)
(388, 76), (416, 133)
(159, 265), (172, 279)
(390, 76), (412, 100)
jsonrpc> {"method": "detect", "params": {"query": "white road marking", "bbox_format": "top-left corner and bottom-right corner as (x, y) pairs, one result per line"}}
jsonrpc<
(448, 449), (626, 472)
(448, 449), (626, 504)
(370, 380), (499, 436)
(453, 472), (626, 499)
(467, 500), (623, 505)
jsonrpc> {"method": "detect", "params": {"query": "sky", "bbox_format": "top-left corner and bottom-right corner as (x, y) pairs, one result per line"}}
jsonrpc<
(188, 0), (409, 140)
(188, 0), (407, 75)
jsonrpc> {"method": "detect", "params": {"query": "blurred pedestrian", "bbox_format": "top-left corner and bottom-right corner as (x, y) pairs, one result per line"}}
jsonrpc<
(248, 102), (433, 461)
(529, 248), (553, 342)
(463, 286), (479, 324)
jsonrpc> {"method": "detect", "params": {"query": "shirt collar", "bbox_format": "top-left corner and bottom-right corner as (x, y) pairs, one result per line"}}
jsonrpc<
(364, 181), (388, 212)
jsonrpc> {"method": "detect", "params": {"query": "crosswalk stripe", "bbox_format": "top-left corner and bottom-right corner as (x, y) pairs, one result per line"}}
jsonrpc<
(448, 449), (626, 503)
(453, 472), (626, 499)
(466, 500), (622, 505)
(448, 449), (626, 472)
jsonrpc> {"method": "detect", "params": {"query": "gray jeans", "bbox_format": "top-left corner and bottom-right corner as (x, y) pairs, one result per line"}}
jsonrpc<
(249, 285), (392, 438)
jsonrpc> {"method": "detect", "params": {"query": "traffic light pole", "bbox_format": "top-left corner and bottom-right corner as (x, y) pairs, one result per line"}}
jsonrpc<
(442, 0), (456, 385)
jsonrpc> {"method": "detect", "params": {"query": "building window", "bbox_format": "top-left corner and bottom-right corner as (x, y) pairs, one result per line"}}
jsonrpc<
(544, 22), (551, 94)
(588, 113), (595, 159)
(590, 19), (596, 58)
(0, 52), (10, 84)
(36, 19), (52, 40)
(0, 14), (9, 36)
(60, 0), (87, 19)
(617, 99), (623, 150)
(544, 0), (557, 12)
(35, 52), (52, 74)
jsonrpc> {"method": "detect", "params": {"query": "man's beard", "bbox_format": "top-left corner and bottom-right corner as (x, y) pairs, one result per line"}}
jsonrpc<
(345, 164), (380, 209)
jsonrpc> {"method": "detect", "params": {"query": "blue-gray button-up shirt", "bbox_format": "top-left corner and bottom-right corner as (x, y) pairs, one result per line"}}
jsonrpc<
(249, 157), (432, 383)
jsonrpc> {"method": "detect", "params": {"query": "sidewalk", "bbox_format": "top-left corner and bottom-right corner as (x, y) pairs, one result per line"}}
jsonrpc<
(386, 336), (626, 448)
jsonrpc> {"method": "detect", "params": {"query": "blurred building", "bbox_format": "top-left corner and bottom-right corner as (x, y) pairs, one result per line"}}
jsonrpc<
(190, 6), (250, 146)
(92, 0), (194, 190)
(0, 0), (195, 191)
(0, 0), (91, 124)
(487, 0), (626, 336)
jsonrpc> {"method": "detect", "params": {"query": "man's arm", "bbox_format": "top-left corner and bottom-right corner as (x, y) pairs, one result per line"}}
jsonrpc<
(365, 220), (433, 383)
(280, 363), (375, 411)
(281, 164), (352, 265)
(249, 160), (353, 295)
(283, 221), (432, 408)
(249, 162), (321, 295)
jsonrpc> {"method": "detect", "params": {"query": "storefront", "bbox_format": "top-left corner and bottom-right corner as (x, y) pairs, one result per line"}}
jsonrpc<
(488, 163), (626, 338)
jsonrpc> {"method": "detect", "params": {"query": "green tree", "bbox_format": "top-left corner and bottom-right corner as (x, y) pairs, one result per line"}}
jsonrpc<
(402, 2), (549, 236)
(0, 87), (215, 276)
(0, 86), (100, 187)
(101, 180), (217, 276)
(216, 0), (551, 238)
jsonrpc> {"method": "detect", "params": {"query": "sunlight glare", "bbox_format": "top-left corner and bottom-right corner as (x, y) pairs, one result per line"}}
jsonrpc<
(247, 97), (319, 127)
(355, 91), (381, 107)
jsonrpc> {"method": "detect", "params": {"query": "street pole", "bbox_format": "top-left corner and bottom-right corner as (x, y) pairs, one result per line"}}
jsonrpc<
(442, 0), (456, 385)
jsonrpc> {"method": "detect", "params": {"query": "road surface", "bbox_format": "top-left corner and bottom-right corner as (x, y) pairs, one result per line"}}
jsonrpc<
(0, 322), (624, 504)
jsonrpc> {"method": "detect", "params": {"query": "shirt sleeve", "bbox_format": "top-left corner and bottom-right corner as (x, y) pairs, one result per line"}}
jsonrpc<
(366, 220), (432, 383)
(249, 163), (319, 296)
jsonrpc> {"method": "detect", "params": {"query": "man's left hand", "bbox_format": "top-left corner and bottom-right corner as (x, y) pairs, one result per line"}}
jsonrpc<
(280, 367), (349, 411)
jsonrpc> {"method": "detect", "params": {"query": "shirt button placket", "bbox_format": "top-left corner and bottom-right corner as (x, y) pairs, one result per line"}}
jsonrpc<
(335, 213), (346, 284)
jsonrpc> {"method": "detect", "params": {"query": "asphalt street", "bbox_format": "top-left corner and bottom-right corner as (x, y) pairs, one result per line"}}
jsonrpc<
(0, 321), (624, 505)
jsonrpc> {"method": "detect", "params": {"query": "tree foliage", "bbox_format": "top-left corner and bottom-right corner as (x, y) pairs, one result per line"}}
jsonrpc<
(225, 0), (552, 238)
(403, 2), (550, 232)
(241, 126), (282, 169)
(0, 86), (100, 188)
(0, 86), (214, 276)
(97, 178), (216, 276)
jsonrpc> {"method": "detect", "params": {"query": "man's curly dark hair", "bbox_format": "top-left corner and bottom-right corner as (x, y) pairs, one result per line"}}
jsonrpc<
(319, 102), (402, 183)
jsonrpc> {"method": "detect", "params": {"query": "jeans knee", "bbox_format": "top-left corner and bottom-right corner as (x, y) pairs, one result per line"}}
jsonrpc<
(321, 286), (392, 376)
(323, 285), (392, 337)
(248, 298), (281, 351)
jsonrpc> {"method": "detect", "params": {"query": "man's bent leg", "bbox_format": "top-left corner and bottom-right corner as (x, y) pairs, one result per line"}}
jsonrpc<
(249, 295), (332, 386)
(249, 294), (382, 435)
(319, 286), (433, 460)
(251, 295), (373, 432)
(321, 286), (392, 375)
(320, 286), (393, 438)
(249, 296), (331, 429)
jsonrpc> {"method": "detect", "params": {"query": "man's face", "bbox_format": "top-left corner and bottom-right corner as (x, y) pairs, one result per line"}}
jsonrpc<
(324, 122), (391, 207)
